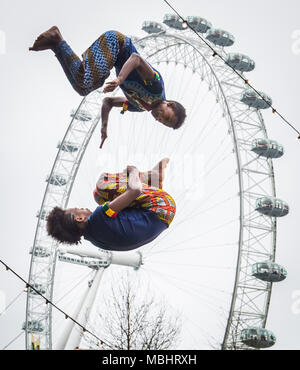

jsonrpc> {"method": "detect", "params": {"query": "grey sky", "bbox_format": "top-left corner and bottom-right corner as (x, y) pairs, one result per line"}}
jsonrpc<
(0, 0), (299, 350)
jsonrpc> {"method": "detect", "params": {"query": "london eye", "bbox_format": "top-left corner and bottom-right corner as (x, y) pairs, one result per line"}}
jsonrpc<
(24, 14), (289, 350)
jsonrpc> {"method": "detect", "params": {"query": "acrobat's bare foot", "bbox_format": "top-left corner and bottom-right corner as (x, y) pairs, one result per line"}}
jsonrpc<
(29, 26), (63, 51)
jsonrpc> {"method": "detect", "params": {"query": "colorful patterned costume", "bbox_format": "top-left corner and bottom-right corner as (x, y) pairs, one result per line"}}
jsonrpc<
(53, 30), (166, 110)
(93, 172), (176, 227)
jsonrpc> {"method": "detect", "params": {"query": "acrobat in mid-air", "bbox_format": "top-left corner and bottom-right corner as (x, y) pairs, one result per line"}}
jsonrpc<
(46, 158), (176, 251)
(29, 26), (187, 148)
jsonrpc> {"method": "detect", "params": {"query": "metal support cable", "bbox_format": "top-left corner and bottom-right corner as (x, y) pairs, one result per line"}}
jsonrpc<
(2, 331), (24, 350)
(0, 290), (24, 317)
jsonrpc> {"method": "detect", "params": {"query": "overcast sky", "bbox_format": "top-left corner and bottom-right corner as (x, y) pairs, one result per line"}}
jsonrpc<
(0, 0), (300, 350)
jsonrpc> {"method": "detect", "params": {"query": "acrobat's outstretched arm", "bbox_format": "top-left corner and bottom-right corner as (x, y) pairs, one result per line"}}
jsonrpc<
(104, 53), (156, 93)
(100, 96), (127, 148)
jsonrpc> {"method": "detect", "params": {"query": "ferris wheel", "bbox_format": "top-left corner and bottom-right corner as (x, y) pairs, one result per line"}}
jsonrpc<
(24, 14), (289, 350)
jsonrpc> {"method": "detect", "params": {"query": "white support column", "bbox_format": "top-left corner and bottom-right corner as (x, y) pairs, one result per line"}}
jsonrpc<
(59, 244), (109, 260)
(58, 245), (143, 270)
(64, 268), (105, 350)
(53, 280), (91, 350)
(110, 251), (142, 270)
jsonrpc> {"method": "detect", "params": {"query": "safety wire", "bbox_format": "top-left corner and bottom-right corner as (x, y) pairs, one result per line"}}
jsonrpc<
(163, 0), (300, 139)
(0, 259), (113, 349)
(2, 331), (24, 350)
(0, 290), (24, 318)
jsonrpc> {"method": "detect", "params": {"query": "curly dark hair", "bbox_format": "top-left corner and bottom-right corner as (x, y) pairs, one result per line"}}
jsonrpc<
(46, 207), (83, 245)
(168, 100), (187, 130)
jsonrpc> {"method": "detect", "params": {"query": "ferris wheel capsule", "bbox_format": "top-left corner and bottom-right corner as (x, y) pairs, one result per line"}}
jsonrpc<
(185, 16), (212, 33)
(241, 89), (272, 110)
(30, 246), (51, 258)
(252, 261), (287, 282)
(240, 328), (276, 349)
(142, 21), (165, 34)
(36, 209), (47, 220)
(57, 141), (79, 153)
(206, 28), (235, 47)
(70, 108), (93, 122)
(255, 197), (289, 217)
(29, 283), (47, 295)
(46, 174), (68, 186)
(22, 320), (45, 333)
(225, 53), (255, 72)
(163, 14), (185, 30)
(251, 138), (284, 159)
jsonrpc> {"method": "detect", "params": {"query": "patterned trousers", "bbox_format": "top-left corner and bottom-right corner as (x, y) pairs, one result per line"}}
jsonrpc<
(53, 30), (126, 96)
(93, 172), (176, 227)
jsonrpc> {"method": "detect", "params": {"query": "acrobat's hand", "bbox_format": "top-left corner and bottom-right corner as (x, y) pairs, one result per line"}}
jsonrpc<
(103, 77), (121, 93)
(100, 126), (108, 149)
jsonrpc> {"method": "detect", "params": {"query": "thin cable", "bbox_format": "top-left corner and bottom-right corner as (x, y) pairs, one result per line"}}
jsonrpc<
(55, 271), (92, 305)
(0, 290), (24, 317)
(0, 259), (112, 349)
(2, 331), (24, 350)
(163, 0), (300, 139)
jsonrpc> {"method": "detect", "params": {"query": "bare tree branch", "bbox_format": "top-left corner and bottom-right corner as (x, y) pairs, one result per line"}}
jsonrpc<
(84, 275), (182, 350)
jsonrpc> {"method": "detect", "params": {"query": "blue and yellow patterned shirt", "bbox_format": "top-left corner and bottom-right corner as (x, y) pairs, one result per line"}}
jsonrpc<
(114, 36), (166, 112)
